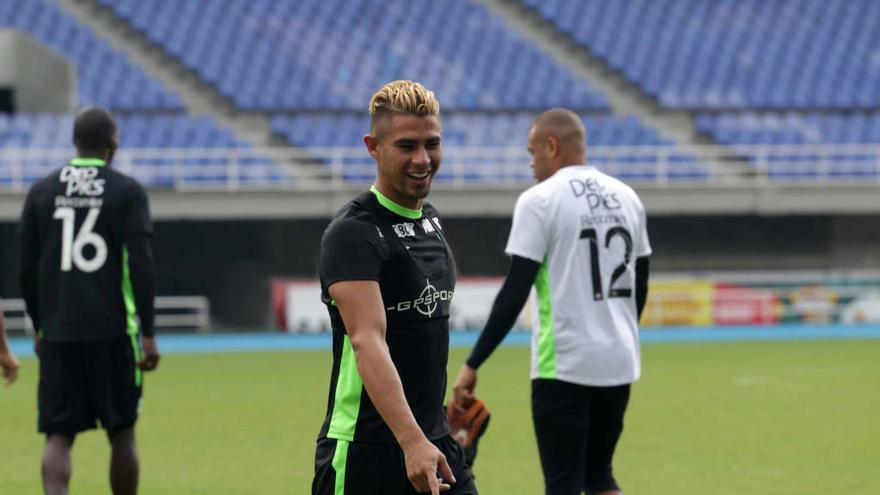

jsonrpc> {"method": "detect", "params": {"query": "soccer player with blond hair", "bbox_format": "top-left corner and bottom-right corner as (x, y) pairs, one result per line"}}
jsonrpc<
(312, 81), (477, 495)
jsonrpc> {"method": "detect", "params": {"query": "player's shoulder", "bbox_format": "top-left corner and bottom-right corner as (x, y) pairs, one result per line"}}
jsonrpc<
(322, 196), (381, 244)
(24, 168), (63, 204)
(104, 167), (144, 190)
(587, 167), (644, 204)
(31, 166), (64, 189)
(421, 200), (440, 217)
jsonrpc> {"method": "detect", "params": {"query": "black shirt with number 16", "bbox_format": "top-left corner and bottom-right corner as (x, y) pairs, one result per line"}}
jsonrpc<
(18, 158), (152, 342)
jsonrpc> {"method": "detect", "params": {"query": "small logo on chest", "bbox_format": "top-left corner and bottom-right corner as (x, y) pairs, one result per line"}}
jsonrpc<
(392, 223), (417, 238)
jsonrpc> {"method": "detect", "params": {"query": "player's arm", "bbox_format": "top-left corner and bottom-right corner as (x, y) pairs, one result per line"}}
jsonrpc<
(123, 181), (159, 371)
(329, 280), (454, 494)
(453, 255), (540, 407)
(126, 232), (158, 371)
(16, 189), (41, 352)
(455, 191), (547, 408)
(0, 299), (20, 386)
(635, 257), (650, 321)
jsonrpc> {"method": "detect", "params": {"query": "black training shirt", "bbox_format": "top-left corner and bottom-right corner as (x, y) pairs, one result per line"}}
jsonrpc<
(18, 158), (153, 342)
(317, 188), (456, 444)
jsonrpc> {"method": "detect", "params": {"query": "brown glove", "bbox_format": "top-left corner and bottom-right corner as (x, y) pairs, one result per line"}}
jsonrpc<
(447, 398), (490, 466)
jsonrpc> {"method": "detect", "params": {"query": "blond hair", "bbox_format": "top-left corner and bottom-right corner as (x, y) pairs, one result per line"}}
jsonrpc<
(369, 80), (440, 136)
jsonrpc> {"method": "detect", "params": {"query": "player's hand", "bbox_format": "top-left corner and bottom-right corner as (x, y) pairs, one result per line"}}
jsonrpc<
(0, 349), (19, 385)
(402, 437), (455, 494)
(452, 365), (477, 411)
(138, 336), (160, 371)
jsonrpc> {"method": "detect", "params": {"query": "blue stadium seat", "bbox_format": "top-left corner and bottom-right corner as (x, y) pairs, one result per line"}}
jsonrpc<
(269, 112), (706, 182)
(0, 113), (280, 188)
(0, 1), (182, 111)
(524, 0), (880, 110)
(96, 0), (608, 112)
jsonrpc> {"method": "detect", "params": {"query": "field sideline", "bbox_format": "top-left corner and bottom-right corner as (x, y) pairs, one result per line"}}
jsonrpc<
(2, 338), (878, 494)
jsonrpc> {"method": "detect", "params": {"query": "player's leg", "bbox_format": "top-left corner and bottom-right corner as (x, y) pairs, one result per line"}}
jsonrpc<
(583, 384), (631, 495)
(42, 434), (75, 495)
(107, 426), (139, 495)
(531, 379), (589, 495)
(91, 338), (143, 495)
(313, 438), (413, 494)
(311, 438), (342, 495)
(38, 341), (93, 495)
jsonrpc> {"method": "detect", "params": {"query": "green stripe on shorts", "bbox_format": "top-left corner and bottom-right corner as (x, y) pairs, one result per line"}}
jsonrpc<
(332, 439), (349, 495)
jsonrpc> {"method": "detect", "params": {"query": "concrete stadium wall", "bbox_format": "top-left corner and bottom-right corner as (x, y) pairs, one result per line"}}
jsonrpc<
(0, 29), (76, 112)
(0, 214), (877, 328)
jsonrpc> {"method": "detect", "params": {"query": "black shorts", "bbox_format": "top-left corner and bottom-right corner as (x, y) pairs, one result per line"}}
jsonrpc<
(38, 337), (142, 435)
(312, 434), (478, 495)
(531, 379), (631, 495)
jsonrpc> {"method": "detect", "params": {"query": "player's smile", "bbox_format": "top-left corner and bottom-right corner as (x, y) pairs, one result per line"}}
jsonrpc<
(368, 114), (442, 210)
(404, 167), (433, 188)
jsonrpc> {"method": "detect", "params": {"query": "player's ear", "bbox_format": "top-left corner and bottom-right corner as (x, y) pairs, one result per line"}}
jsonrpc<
(107, 134), (119, 165)
(364, 134), (379, 159)
(546, 135), (560, 158)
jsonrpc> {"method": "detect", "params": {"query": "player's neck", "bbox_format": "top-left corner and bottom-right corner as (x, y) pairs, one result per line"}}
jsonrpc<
(370, 185), (423, 218)
(76, 150), (110, 163)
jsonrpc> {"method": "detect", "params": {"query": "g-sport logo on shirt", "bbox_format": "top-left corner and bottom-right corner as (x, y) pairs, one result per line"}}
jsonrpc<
(60, 166), (105, 197)
(386, 279), (453, 317)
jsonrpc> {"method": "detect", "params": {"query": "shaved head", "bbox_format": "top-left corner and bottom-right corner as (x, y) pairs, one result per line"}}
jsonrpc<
(73, 105), (117, 158)
(527, 108), (587, 182)
(531, 108), (586, 155)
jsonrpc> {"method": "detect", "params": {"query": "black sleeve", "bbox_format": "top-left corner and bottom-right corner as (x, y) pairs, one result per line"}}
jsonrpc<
(126, 233), (156, 337)
(319, 215), (385, 291)
(17, 189), (41, 332)
(466, 255), (541, 370)
(635, 257), (650, 321)
(124, 181), (153, 236)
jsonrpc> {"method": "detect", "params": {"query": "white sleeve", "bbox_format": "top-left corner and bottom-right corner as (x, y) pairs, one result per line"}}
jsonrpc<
(634, 196), (652, 257)
(505, 190), (549, 263)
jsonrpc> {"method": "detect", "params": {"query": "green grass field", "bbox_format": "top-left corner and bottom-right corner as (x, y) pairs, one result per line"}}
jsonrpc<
(2, 339), (879, 494)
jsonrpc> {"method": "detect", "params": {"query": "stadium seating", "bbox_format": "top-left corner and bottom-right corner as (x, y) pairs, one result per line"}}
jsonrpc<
(0, 113), (245, 149)
(0, 0), (182, 111)
(0, 112), (221, 151)
(696, 113), (880, 146)
(270, 113), (672, 148)
(0, 113), (281, 187)
(96, 0), (608, 111)
(524, 0), (880, 110)
(270, 112), (708, 182)
(695, 112), (880, 179)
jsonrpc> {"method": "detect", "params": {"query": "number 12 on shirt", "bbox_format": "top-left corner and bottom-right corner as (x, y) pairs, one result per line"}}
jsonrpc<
(579, 227), (633, 301)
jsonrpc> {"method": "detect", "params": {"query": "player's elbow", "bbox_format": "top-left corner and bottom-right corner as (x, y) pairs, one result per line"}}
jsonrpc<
(348, 330), (388, 373)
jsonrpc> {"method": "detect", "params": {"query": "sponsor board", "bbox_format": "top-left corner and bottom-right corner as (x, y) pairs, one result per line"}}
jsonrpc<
(272, 277), (530, 333)
(272, 277), (880, 332)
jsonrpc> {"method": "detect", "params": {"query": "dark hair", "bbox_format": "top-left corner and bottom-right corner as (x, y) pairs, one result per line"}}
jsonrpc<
(73, 106), (117, 152)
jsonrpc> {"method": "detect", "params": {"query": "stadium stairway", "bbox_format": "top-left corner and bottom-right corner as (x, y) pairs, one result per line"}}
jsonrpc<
(56, 0), (324, 181)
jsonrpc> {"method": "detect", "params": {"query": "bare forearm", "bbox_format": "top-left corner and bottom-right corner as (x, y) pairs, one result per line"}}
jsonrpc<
(0, 327), (9, 353)
(351, 332), (425, 448)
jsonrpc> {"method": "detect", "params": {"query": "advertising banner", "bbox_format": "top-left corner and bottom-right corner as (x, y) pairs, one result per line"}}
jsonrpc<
(272, 277), (529, 332)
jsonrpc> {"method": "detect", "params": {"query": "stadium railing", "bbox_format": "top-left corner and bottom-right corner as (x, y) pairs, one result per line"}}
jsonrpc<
(1, 144), (879, 191)
(2, 296), (211, 336)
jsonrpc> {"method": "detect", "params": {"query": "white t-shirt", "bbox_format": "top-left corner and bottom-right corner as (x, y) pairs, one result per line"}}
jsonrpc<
(506, 165), (652, 386)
